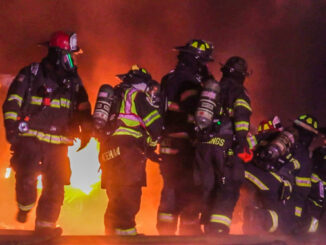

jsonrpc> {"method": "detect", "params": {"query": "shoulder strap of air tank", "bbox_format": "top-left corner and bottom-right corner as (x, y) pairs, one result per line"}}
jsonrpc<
(20, 63), (40, 116)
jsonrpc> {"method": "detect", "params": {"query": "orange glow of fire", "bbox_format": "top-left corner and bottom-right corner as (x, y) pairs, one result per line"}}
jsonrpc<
(68, 138), (101, 195)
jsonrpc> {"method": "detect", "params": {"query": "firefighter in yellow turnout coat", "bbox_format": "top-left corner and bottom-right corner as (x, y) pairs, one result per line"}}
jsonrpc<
(100, 66), (163, 236)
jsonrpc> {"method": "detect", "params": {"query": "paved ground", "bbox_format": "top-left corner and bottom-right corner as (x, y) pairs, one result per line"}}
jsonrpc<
(0, 230), (323, 245)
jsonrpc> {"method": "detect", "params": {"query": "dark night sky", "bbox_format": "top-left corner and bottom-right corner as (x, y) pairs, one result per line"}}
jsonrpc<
(0, 0), (325, 126)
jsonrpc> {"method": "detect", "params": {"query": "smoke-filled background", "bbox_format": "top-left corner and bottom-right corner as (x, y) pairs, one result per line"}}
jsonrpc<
(0, 0), (325, 235)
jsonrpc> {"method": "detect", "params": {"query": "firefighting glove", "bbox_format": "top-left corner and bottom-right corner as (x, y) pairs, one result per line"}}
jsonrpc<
(236, 137), (254, 163)
(145, 146), (162, 163)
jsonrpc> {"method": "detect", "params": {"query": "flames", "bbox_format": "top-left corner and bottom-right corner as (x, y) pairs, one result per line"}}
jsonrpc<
(67, 138), (101, 195)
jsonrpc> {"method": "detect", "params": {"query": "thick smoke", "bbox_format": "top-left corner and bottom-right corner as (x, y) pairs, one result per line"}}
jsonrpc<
(0, 0), (325, 234)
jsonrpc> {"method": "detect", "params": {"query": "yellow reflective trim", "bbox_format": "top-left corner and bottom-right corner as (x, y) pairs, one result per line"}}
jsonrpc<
(115, 227), (137, 236)
(235, 121), (249, 131)
(144, 110), (161, 127)
(18, 202), (35, 211)
(30, 96), (42, 105)
(299, 115), (307, 120)
(270, 172), (282, 183)
(245, 171), (269, 190)
(311, 199), (323, 208)
(60, 98), (71, 108)
(113, 127), (143, 138)
(296, 176), (311, 187)
(268, 210), (278, 232)
(313, 121), (318, 129)
(311, 173), (321, 183)
(205, 42), (210, 49)
(8, 94), (23, 107)
(199, 44), (206, 51)
(50, 99), (60, 108)
(146, 136), (157, 147)
(191, 41), (198, 48)
(247, 135), (257, 149)
(158, 212), (174, 222)
(20, 129), (72, 144)
(4, 111), (18, 121)
(36, 220), (56, 228)
(289, 157), (300, 170)
(295, 206), (302, 217)
(308, 217), (319, 233)
(120, 117), (141, 127)
(234, 99), (252, 112)
(306, 117), (313, 124)
(210, 214), (231, 227)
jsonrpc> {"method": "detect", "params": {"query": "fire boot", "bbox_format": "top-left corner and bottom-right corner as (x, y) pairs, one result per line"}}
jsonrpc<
(16, 210), (29, 223)
(205, 222), (230, 235)
(35, 220), (63, 237)
(35, 226), (63, 237)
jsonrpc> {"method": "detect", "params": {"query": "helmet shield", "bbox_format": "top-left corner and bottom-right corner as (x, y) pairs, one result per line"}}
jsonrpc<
(47, 31), (80, 52)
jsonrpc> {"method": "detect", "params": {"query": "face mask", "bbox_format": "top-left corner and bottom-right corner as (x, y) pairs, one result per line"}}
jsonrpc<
(62, 52), (75, 71)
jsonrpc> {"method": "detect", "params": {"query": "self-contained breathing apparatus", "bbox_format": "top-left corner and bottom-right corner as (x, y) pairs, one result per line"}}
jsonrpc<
(254, 127), (299, 171)
(195, 78), (221, 130)
(93, 84), (115, 131)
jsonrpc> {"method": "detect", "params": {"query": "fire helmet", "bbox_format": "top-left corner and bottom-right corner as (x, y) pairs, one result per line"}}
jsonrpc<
(257, 120), (276, 134)
(45, 31), (80, 72)
(117, 65), (152, 83)
(293, 114), (319, 135)
(117, 65), (153, 92)
(175, 39), (214, 63)
(49, 31), (79, 52)
(221, 56), (249, 77)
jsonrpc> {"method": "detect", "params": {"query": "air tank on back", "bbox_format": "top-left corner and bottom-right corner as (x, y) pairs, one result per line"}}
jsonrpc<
(93, 84), (115, 130)
(259, 127), (299, 161)
(195, 79), (220, 130)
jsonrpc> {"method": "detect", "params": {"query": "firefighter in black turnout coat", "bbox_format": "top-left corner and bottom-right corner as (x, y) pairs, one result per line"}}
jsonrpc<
(243, 114), (319, 234)
(99, 65), (163, 236)
(2, 31), (91, 235)
(194, 56), (252, 234)
(157, 39), (214, 235)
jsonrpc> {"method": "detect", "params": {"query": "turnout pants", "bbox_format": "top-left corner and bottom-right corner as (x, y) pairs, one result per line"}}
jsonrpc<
(195, 136), (244, 234)
(243, 163), (296, 234)
(100, 136), (146, 235)
(10, 137), (71, 228)
(157, 137), (201, 235)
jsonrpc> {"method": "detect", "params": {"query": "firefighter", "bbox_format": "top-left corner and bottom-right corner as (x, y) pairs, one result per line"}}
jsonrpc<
(157, 39), (214, 235)
(298, 127), (326, 233)
(99, 65), (163, 236)
(194, 56), (252, 235)
(243, 114), (319, 235)
(2, 31), (91, 236)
